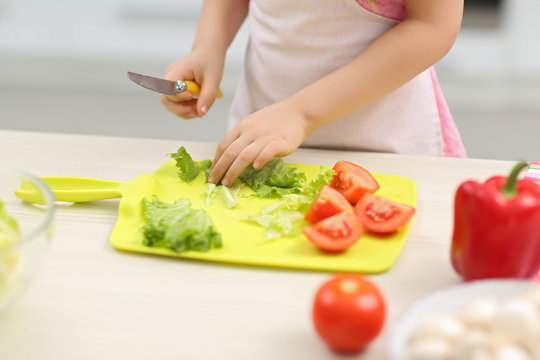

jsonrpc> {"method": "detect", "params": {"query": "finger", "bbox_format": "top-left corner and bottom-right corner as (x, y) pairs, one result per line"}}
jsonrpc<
(221, 142), (264, 186)
(163, 91), (194, 103)
(211, 128), (241, 169)
(161, 97), (199, 119)
(253, 140), (282, 169)
(209, 136), (252, 185)
(163, 62), (197, 102)
(164, 62), (194, 82)
(196, 73), (221, 116)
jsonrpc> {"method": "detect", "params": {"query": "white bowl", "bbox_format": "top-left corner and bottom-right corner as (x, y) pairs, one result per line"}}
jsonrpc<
(0, 165), (55, 314)
(386, 279), (538, 360)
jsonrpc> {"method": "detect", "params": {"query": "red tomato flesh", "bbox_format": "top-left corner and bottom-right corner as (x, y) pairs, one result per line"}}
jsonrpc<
(304, 185), (353, 224)
(303, 211), (362, 252)
(313, 274), (386, 353)
(330, 161), (379, 204)
(354, 193), (415, 234)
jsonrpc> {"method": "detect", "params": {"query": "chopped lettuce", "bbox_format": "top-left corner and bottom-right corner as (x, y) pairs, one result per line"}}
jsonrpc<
(204, 181), (243, 209)
(170, 147), (214, 183)
(244, 210), (307, 241)
(243, 167), (335, 240)
(141, 196), (222, 253)
(204, 183), (218, 208)
(0, 200), (20, 249)
(238, 158), (307, 198)
(166, 146), (336, 241)
(217, 181), (243, 208)
(170, 146), (200, 182)
(300, 166), (336, 198)
(199, 159), (213, 182)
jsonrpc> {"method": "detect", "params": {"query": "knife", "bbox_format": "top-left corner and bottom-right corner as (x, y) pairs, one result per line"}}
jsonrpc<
(126, 71), (223, 98)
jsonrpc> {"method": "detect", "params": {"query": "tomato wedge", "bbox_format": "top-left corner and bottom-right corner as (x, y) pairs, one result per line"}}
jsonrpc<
(354, 193), (415, 234)
(330, 161), (379, 204)
(305, 185), (353, 224)
(303, 211), (363, 252)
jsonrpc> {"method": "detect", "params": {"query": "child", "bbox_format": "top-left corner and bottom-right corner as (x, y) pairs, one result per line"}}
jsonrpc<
(161, 0), (467, 186)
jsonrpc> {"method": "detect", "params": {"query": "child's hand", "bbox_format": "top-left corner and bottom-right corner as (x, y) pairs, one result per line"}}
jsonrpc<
(208, 101), (311, 186)
(160, 49), (224, 119)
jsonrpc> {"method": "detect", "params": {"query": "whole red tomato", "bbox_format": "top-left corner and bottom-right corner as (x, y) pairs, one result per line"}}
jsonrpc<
(312, 274), (386, 353)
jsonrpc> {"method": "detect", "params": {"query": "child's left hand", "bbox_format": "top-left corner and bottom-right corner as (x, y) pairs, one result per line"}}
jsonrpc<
(208, 101), (310, 186)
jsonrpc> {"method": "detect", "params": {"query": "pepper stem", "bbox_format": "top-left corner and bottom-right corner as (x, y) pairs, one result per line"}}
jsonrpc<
(501, 160), (529, 198)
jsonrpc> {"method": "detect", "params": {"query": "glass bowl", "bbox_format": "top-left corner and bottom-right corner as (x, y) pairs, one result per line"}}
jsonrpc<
(0, 165), (55, 314)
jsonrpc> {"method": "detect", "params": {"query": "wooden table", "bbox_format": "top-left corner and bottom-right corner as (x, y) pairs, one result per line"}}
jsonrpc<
(0, 130), (514, 359)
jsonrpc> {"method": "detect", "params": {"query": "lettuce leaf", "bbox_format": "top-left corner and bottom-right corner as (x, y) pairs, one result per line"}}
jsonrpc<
(242, 167), (335, 240)
(204, 181), (243, 209)
(141, 196), (222, 253)
(244, 210), (306, 241)
(238, 158), (307, 198)
(170, 146), (200, 182)
(299, 166), (336, 198)
(199, 159), (213, 182)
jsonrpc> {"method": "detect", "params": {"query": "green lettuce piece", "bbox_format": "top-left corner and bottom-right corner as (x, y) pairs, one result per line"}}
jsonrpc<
(170, 146), (200, 182)
(204, 183), (218, 208)
(170, 147), (214, 183)
(261, 194), (313, 214)
(0, 200), (20, 249)
(204, 181), (243, 209)
(141, 196), (222, 253)
(218, 181), (242, 208)
(244, 210), (307, 241)
(199, 159), (213, 182)
(241, 167), (335, 240)
(239, 158), (307, 198)
(299, 166), (336, 198)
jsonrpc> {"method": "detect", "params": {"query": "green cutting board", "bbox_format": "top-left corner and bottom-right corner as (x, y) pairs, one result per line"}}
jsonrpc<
(108, 161), (417, 273)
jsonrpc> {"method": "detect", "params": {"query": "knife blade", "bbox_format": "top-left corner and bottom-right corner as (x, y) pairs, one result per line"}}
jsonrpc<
(126, 71), (223, 98)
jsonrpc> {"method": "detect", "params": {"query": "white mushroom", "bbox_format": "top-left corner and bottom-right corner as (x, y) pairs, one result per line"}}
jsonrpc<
(410, 313), (466, 344)
(407, 338), (453, 360)
(493, 343), (531, 360)
(460, 298), (499, 330)
(450, 329), (490, 360)
(491, 297), (540, 355)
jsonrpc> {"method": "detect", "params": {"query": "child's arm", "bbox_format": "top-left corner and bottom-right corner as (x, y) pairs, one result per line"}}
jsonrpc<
(161, 0), (249, 119)
(209, 0), (463, 186)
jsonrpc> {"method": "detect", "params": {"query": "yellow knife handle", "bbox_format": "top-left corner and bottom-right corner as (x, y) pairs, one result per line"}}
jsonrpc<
(183, 80), (223, 99)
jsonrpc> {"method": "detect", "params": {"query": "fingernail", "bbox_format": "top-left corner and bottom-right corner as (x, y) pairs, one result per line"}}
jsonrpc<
(253, 161), (260, 169)
(208, 176), (214, 184)
(221, 179), (229, 187)
(200, 105), (208, 115)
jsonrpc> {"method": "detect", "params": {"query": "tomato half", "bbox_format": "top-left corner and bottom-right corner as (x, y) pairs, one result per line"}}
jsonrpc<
(303, 211), (362, 252)
(313, 274), (386, 353)
(304, 185), (353, 224)
(354, 193), (415, 234)
(330, 161), (379, 204)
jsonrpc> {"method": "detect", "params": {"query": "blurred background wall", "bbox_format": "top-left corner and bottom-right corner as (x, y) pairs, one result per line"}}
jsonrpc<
(0, 0), (538, 161)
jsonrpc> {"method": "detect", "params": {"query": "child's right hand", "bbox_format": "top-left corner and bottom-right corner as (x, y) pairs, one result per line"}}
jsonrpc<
(160, 49), (225, 119)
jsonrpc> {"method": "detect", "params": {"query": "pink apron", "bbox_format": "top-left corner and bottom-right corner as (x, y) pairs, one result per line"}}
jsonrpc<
(228, 0), (467, 157)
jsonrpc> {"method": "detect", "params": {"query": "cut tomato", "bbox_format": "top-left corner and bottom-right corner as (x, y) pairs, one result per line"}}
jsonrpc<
(305, 185), (353, 224)
(330, 161), (379, 204)
(303, 211), (363, 252)
(354, 193), (415, 234)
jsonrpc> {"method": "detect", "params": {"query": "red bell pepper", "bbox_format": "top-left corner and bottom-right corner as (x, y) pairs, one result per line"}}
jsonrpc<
(451, 160), (540, 281)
